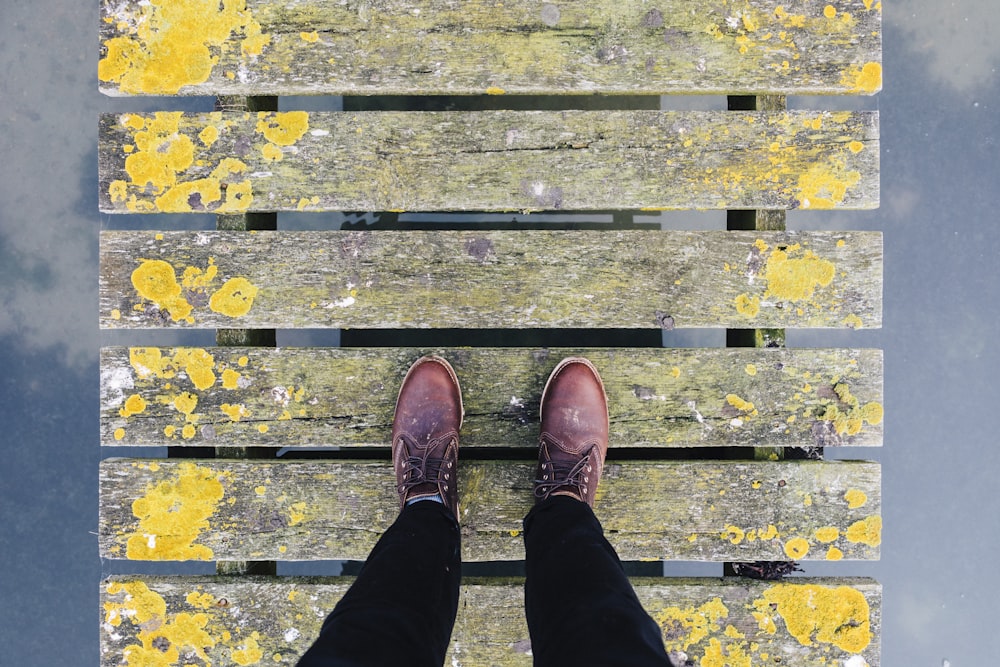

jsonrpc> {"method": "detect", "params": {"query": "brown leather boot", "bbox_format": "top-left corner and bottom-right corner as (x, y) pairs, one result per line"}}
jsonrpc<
(392, 355), (463, 518)
(534, 357), (609, 506)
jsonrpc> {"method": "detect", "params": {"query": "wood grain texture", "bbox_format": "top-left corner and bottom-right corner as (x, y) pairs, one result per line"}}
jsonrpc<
(102, 347), (883, 449)
(101, 576), (881, 666)
(98, 0), (882, 97)
(99, 459), (881, 562)
(100, 230), (883, 330)
(98, 110), (879, 213)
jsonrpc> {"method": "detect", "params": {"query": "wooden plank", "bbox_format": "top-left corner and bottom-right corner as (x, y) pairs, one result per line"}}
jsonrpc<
(102, 347), (883, 449)
(98, 110), (880, 213)
(98, 0), (882, 97)
(101, 576), (880, 666)
(99, 459), (881, 562)
(99, 230), (883, 330)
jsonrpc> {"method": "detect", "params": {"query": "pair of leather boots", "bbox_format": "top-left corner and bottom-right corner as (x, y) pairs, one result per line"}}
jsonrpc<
(392, 355), (608, 518)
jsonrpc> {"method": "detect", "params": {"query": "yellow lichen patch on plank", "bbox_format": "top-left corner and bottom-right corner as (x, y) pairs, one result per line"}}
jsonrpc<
(288, 501), (308, 526)
(753, 584), (872, 653)
(700, 637), (753, 667)
(841, 62), (883, 94)
(735, 293), (760, 317)
(814, 526), (840, 543)
(210, 277), (260, 317)
(98, 0), (271, 94)
(845, 516), (882, 546)
(232, 632), (264, 665)
(221, 368), (242, 390)
(104, 581), (271, 667)
(300, 31), (319, 43)
(220, 403), (251, 422)
(255, 111), (309, 146)
(131, 259), (194, 323)
(199, 125), (219, 147)
(126, 462), (225, 560)
(173, 348), (217, 391)
(783, 537), (810, 559)
(844, 489), (868, 509)
(261, 143), (283, 161)
(726, 393), (758, 417)
(654, 597), (730, 653)
(797, 160), (863, 209)
(763, 245), (836, 302)
(826, 546), (844, 560)
(119, 394), (147, 418)
(113, 113), (253, 213)
(721, 525), (745, 545)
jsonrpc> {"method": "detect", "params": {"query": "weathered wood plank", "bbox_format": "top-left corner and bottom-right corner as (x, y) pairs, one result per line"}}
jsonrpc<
(102, 347), (883, 449)
(99, 459), (881, 562)
(100, 230), (883, 329)
(98, 110), (879, 213)
(98, 0), (882, 97)
(101, 576), (880, 666)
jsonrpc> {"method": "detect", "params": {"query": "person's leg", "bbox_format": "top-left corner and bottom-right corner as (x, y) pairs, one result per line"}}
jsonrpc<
(297, 501), (461, 667)
(524, 497), (671, 667)
(297, 355), (464, 667)
(524, 357), (671, 667)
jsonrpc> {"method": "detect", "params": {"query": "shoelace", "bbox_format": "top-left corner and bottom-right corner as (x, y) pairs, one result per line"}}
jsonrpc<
(534, 444), (596, 500)
(396, 434), (456, 495)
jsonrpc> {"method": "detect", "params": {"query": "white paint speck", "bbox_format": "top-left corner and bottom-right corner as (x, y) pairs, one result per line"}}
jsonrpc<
(310, 129), (330, 137)
(844, 656), (869, 667)
(329, 296), (355, 308)
(284, 628), (301, 642)
(726, 16), (740, 29)
(144, 533), (156, 549)
(510, 396), (525, 407)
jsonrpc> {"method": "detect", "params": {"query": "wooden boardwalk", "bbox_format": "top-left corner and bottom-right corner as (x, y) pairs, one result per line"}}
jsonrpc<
(98, 1), (883, 664)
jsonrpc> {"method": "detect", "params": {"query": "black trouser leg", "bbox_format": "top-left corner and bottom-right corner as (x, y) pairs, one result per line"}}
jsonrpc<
(297, 502), (461, 667)
(523, 496), (672, 667)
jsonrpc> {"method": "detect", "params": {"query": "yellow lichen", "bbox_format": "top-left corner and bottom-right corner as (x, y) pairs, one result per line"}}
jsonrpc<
(823, 5), (837, 18)
(238, 356), (249, 367)
(726, 394), (758, 416)
(744, 364), (757, 376)
(753, 584), (872, 652)
(485, 86), (506, 95)
(843, 313), (864, 328)
(120, 393), (147, 418)
(721, 525), (745, 545)
(220, 403), (250, 422)
(210, 277), (259, 317)
(784, 537), (810, 559)
(114, 428), (126, 441)
(173, 392), (198, 416)
(844, 489), (868, 509)
(735, 293), (760, 317)
(763, 246), (835, 301)
(845, 516), (881, 546)
(186, 591), (216, 610)
(826, 547), (844, 560)
(182, 424), (197, 439)
(700, 637), (752, 667)
(232, 632), (264, 665)
(257, 424), (269, 433)
(98, 0), (271, 94)
(164, 425), (177, 438)
(131, 259), (194, 323)
(654, 597), (730, 653)
(126, 462), (225, 560)
(860, 402), (883, 424)
(841, 61), (883, 94)
(288, 501), (308, 526)
(299, 31), (319, 42)
(174, 348), (217, 391)
(221, 368), (242, 390)
(814, 526), (840, 543)
(261, 143), (283, 161)
(199, 125), (219, 147)
(255, 111), (309, 146)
